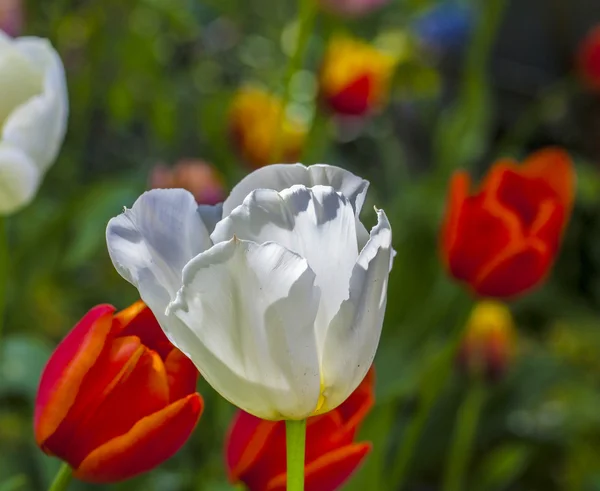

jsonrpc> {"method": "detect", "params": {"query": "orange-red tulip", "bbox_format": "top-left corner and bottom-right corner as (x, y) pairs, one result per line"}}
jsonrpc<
(35, 302), (203, 483)
(441, 148), (574, 299)
(226, 369), (374, 491)
(578, 26), (600, 92)
(319, 36), (397, 117)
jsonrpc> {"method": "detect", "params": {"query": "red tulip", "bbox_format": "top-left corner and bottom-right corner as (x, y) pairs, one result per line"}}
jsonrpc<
(441, 148), (575, 299)
(35, 302), (203, 483)
(578, 26), (600, 91)
(226, 369), (374, 491)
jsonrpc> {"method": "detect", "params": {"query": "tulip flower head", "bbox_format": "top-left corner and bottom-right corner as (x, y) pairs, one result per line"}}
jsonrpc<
(150, 159), (226, 205)
(226, 369), (374, 491)
(229, 86), (307, 168)
(107, 164), (393, 420)
(457, 301), (516, 383)
(578, 25), (600, 92)
(319, 0), (390, 18)
(0, 32), (68, 214)
(441, 148), (574, 299)
(319, 35), (397, 117)
(35, 302), (203, 483)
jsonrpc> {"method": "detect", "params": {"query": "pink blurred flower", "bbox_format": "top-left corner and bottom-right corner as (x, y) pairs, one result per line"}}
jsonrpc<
(319, 0), (389, 17)
(0, 0), (23, 37)
(149, 159), (226, 205)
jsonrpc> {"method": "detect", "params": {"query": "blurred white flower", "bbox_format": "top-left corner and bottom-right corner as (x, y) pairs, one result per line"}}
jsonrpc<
(107, 164), (393, 420)
(0, 32), (68, 214)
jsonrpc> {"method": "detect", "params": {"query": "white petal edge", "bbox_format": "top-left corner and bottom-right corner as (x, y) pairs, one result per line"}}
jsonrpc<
(3, 36), (68, 173)
(106, 189), (213, 299)
(167, 237), (322, 420)
(0, 143), (40, 215)
(222, 163), (370, 217)
(212, 184), (359, 355)
(320, 208), (393, 412)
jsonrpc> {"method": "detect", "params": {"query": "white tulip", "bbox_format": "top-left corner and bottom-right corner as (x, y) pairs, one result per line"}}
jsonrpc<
(0, 32), (68, 214)
(107, 164), (393, 420)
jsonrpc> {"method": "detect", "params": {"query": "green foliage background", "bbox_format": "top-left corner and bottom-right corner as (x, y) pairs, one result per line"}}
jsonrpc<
(3, 0), (600, 490)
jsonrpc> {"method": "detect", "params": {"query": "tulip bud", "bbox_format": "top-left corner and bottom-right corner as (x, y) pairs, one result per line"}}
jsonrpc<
(34, 302), (203, 483)
(578, 25), (600, 91)
(226, 369), (374, 491)
(0, 0), (22, 37)
(149, 159), (226, 205)
(440, 148), (575, 299)
(229, 86), (307, 168)
(457, 301), (516, 383)
(0, 32), (68, 215)
(318, 0), (390, 18)
(319, 35), (397, 117)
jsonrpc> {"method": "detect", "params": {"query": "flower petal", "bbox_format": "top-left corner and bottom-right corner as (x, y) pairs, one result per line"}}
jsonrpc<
(168, 238), (321, 420)
(74, 393), (203, 483)
(320, 209), (392, 412)
(266, 443), (371, 491)
(0, 142), (40, 214)
(35, 305), (115, 448)
(222, 164), (369, 217)
(212, 185), (359, 352)
(3, 37), (68, 172)
(106, 189), (213, 314)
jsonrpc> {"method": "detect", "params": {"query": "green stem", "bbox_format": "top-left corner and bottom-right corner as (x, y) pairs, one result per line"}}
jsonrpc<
(271, 0), (318, 163)
(442, 379), (487, 491)
(286, 419), (307, 491)
(0, 217), (8, 343)
(48, 464), (72, 491)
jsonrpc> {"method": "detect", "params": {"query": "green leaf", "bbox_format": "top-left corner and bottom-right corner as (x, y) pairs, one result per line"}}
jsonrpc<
(473, 443), (532, 491)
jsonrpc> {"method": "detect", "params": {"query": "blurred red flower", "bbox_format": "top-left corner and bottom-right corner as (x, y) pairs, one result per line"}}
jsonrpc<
(319, 0), (390, 18)
(441, 148), (575, 299)
(150, 159), (226, 205)
(319, 36), (397, 117)
(0, 0), (23, 37)
(35, 302), (203, 483)
(226, 369), (374, 491)
(578, 26), (600, 91)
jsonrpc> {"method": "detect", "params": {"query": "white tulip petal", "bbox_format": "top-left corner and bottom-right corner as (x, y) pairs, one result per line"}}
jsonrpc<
(106, 189), (213, 299)
(197, 202), (223, 234)
(222, 163), (369, 216)
(321, 208), (392, 411)
(168, 238), (322, 420)
(212, 184), (359, 352)
(0, 143), (40, 214)
(3, 37), (68, 172)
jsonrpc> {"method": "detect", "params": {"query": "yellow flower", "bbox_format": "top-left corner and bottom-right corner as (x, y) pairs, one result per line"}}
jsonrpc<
(229, 87), (307, 168)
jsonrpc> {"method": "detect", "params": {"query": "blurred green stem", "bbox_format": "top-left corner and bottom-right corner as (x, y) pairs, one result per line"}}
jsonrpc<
(48, 464), (72, 491)
(286, 419), (307, 491)
(442, 378), (487, 491)
(272, 0), (318, 163)
(0, 218), (7, 344)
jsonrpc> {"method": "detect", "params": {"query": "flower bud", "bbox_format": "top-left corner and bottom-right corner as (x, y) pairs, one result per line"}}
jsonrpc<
(457, 301), (516, 382)
(35, 302), (203, 483)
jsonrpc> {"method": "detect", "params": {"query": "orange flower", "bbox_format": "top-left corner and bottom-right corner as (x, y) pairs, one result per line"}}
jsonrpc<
(34, 302), (203, 483)
(457, 301), (516, 382)
(229, 87), (307, 168)
(319, 36), (397, 117)
(578, 26), (600, 91)
(149, 159), (226, 205)
(441, 148), (575, 299)
(225, 369), (374, 491)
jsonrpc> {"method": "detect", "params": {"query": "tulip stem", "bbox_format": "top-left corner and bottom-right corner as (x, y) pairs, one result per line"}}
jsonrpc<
(271, 0), (318, 163)
(48, 463), (72, 491)
(442, 378), (487, 491)
(0, 217), (7, 344)
(286, 419), (307, 491)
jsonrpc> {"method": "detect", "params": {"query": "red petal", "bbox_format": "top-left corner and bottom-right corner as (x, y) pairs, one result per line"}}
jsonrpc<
(266, 443), (371, 491)
(74, 393), (203, 483)
(579, 27), (600, 91)
(441, 171), (470, 263)
(325, 74), (372, 116)
(35, 305), (115, 448)
(164, 348), (199, 402)
(226, 412), (280, 488)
